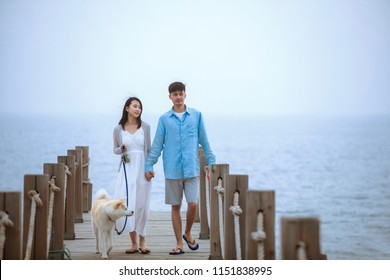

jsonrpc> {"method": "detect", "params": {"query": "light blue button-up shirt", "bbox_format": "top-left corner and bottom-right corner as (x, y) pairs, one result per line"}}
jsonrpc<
(145, 107), (216, 179)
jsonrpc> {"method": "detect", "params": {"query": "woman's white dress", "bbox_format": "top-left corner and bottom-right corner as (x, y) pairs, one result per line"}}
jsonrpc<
(113, 128), (151, 236)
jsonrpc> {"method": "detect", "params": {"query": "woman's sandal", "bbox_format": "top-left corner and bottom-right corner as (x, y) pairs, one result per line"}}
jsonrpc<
(169, 248), (185, 255)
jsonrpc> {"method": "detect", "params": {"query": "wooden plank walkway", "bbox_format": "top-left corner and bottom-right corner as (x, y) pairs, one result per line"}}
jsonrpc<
(64, 212), (210, 260)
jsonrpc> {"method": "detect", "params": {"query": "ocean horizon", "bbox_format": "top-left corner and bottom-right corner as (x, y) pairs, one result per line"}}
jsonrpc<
(1, 112), (389, 260)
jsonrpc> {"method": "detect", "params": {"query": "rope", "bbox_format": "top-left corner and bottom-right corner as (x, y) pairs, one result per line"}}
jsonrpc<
(251, 211), (266, 260)
(115, 158), (129, 235)
(204, 166), (211, 226)
(229, 191), (243, 260)
(297, 241), (307, 260)
(25, 190), (43, 260)
(0, 211), (14, 260)
(49, 246), (72, 260)
(214, 177), (224, 259)
(64, 165), (72, 208)
(82, 179), (91, 185)
(82, 158), (90, 168)
(47, 176), (61, 256)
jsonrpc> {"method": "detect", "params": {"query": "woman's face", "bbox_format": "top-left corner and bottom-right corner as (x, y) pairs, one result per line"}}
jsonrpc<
(126, 100), (142, 118)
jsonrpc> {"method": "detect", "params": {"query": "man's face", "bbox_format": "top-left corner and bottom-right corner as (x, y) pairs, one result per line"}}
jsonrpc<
(169, 90), (186, 106)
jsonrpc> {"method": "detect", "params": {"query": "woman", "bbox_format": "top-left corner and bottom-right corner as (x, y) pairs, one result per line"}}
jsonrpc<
(113, 97), (152, 254)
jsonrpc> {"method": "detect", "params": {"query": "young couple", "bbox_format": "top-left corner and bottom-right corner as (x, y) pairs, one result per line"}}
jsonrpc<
(113, 81), (216, 255)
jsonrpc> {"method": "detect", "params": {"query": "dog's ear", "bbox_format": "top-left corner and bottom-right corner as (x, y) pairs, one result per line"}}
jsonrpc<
(120, 197), (126, 203)
(114, 200), (123, 209)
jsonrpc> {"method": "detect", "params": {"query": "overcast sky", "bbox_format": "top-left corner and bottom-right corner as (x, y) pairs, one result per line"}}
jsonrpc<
(1, 0), (389, 117)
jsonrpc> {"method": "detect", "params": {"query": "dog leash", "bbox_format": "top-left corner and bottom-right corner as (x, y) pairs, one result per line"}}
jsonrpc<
(114, 156), (129, 235)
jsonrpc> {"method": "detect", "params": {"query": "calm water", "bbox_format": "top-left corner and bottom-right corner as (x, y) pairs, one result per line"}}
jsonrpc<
(1, 113), (389, 260)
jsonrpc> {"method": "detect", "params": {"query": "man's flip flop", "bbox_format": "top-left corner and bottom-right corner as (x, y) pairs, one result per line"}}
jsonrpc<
(169, 248), (185, 255)
(139, 247), (151, 254)
(182, 234), (199, 251)
(125, 248), (139, 254)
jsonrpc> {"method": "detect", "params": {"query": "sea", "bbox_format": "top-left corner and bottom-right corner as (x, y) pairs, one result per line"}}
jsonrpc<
(1, 113), (389, 260)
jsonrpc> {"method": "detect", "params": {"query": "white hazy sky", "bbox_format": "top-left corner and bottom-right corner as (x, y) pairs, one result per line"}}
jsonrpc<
(1, 0), (389, 117)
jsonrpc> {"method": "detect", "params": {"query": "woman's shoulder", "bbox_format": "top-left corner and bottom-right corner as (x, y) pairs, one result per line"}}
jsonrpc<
(113, 124), (123, 133)
(141, 120), (150, 128)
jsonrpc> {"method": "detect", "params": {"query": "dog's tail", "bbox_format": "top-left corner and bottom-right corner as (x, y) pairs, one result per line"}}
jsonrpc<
(94, 188), (110, 200)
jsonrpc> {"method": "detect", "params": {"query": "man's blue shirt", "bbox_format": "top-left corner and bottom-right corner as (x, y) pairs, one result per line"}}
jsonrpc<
(145, 107), (216, 179)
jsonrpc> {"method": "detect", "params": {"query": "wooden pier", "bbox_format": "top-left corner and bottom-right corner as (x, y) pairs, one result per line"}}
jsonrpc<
(1, 145), (326, 260)
(64, 212), (210, 260)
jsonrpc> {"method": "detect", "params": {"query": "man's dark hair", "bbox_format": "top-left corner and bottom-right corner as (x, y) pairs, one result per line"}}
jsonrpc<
(168, 81), (186, 93)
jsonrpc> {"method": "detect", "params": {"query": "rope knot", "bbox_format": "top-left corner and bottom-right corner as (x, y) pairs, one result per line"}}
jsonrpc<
(214, 178), (224, 194)
(229, 204), (242, 216)
(28, 190), (43, 207)
(230, 192), (242, 216)
(251, 231), (266, 241)
(0, 211), (14, 228)
(49, 177), (61, 192)
(65, 165), (72, 176)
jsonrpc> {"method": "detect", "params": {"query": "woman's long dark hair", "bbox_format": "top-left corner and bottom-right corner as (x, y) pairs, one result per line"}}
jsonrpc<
(118, 97), (143, 129)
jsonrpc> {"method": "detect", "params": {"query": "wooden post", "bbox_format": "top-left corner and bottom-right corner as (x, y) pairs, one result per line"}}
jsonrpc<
(224, 174), (248, 260)
(198, 147), (209, 239)
(57, 155), (76, 240)
(209, 164), (229, 260)
(23, 174), (49, 260)
(67, 149), (83, 223)
(84, 182), (93, 213)
(245, 190), (275, 260)
(281, 217), (326, 260)
(76, 146), (91, 213)
(43, 163), (65, 259)
(0, 192), (22, 259)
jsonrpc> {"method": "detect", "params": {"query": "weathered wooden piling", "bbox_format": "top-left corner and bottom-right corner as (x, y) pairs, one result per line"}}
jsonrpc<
(43, 163), (65, 259)
(23, 174), (49, 260)
(0, 192), (22, 260)
(245, 190), (275, 260)
(281, 217), (326, 260)
(198, 147), (209, 239)
(224, 174), (248, 260)
(209, 164), (229, 260)
(76, 146), (92, 213)
(67, 149), (83, 223)
(57, 155), (76, 240)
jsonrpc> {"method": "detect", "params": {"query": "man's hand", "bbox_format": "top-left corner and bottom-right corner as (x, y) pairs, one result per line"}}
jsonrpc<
(145, 172), (155, 181)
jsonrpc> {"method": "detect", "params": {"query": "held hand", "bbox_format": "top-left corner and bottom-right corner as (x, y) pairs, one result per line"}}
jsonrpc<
(121, 145), (128, 153)
(145, 172), (155, 181)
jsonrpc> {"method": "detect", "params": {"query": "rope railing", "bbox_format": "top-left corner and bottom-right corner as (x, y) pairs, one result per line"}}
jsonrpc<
(81, 158), (90, 168)
(204, 166), (211, 226)
(296, 241), (307, 260)
(47, 176), (61, 256)
(251, 211), (266, 260)
(25, 190), (43, 260)
(0, 211), (14, 260)
(229, 191), (243, 260)
(214, 177), (225, 259)
(64, 165), (72, 208)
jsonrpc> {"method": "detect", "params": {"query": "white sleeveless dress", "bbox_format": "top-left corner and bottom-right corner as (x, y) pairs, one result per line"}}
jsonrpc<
(113, 128), (151, 236)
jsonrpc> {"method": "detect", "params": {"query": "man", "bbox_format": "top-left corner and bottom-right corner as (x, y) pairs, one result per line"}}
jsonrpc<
(145, 81), (216, 255)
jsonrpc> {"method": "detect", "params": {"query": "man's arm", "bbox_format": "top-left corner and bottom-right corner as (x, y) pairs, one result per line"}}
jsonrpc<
(198, 112), (216, 167)
(145, 116), (165, 172)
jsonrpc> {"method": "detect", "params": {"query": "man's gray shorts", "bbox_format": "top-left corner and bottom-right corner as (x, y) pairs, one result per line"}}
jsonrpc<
(165, 177), (199, 205)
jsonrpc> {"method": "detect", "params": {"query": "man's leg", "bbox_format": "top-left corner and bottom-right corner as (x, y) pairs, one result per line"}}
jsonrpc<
(172, 205), (184, 250)
(184, 202), (197, 242)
